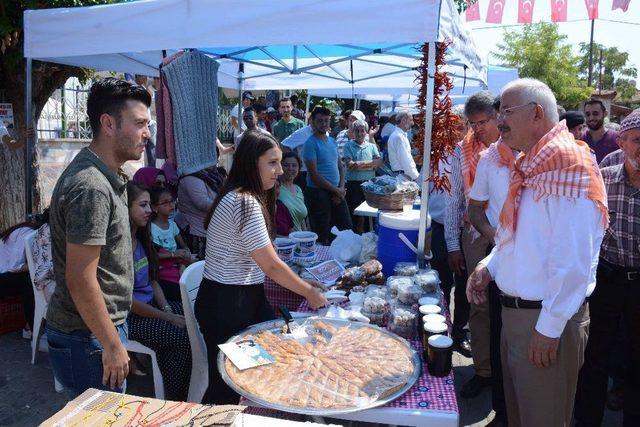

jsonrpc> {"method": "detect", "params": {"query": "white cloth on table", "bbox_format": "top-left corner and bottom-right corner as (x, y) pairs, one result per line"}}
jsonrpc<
(481, 191), (604, 338)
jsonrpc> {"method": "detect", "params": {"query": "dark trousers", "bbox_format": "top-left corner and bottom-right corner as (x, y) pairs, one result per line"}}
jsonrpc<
(575, 261), (640, 426)
(345, 180), (367, 233)
(194, 279), (275, 404)
(159, 279), (182, 303)
(0, 271), (35, 330)
(430, 221), (468, 340)
(304, 186), (352, 245)
(489, 281), (507, 421)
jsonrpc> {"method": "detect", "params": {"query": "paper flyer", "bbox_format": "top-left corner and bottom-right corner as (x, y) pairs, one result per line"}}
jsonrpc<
(219, 339), (275, 370)
(305, 260), (345, 285)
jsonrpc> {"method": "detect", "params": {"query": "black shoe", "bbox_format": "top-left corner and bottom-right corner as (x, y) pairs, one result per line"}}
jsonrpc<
(460, 374), (492, 399)
(452, 339), (472, 358)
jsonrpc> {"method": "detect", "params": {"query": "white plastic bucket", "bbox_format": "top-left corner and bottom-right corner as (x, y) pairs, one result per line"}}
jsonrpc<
(288, 231), (318, 255)
(274, 238), (297, 261)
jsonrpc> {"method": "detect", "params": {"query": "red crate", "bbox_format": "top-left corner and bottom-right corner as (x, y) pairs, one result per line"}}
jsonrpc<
(0, 296), (25, 335)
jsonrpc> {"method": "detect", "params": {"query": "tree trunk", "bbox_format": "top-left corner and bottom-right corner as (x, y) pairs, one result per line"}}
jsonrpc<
(1, 46), (85, 231)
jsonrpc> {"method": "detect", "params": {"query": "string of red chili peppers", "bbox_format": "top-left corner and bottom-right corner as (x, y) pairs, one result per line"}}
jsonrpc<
(414, 40), (462, 192)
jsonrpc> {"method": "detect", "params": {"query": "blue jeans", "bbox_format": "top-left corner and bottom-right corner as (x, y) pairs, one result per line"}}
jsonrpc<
(46, 323), (128, 397)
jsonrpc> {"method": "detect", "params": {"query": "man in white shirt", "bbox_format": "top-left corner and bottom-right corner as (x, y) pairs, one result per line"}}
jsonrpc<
(234, 107), (270, 148)
(229, 91), (254, 140)
(467, 78), (607, 427)
(380, 114), (396, 140)
(468, 131), (516, 426)
(445, 91), (500, 399)
(387, 111), (418, 180)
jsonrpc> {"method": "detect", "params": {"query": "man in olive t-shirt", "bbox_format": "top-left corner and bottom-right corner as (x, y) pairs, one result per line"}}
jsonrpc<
(45, 78), (151, 396)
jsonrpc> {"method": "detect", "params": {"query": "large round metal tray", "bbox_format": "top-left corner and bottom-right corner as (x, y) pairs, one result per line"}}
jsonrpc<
(217, 316), (422, 416)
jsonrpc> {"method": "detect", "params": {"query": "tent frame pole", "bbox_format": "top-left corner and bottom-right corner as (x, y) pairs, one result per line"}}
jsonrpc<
(25, 57), (34, 220)
(417, 42), (436, 267)
(304, 94), (310, 124)
(237, 63), (244, 137)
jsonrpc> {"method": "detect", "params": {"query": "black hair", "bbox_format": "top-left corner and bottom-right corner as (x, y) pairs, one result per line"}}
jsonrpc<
(310, 106), (331, 119)
(584, 99), (606, 112)
(279, 97), (292, 106)
(342, 109), (353, 119)
(464, 90), (496, 117)
(87, 77), (152, 137)
(150, 186), (172, 206)
(127, 182), (158, 281)
(243, 107), (256, 115)
(0, 209), (50, 242)
(492, 96), (501, 112)
(281, 150), (302, 169)
(204, 131), (280, 238)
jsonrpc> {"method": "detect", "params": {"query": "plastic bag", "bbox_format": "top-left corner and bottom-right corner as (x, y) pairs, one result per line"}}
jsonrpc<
(329, 227), (362, 265)
(359, 232), (378, 263)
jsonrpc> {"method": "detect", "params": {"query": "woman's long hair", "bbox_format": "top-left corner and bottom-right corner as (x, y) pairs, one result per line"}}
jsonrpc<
(0, 209), (50, 242)
(204, 130), (280, 238)
(127, 181), (159, 281)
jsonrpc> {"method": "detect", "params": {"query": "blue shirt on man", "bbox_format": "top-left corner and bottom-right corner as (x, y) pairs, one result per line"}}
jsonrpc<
(303, 134), (340, 188)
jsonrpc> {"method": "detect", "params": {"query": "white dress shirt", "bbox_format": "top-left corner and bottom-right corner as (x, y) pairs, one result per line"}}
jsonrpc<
(387, 127), (419, 180)
(481, 191), (605, 338)
(468, 153), (512, 228)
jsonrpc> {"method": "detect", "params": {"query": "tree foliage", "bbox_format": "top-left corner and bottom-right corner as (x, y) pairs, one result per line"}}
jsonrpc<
(577, 42), (638, 101)
(492, 22), (592, 109)
(0, 1), (120, 231)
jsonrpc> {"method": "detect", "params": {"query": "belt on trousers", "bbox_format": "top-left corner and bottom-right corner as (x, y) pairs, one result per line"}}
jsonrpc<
(499, 294), (542, 309)
(600, 258), (640, 282)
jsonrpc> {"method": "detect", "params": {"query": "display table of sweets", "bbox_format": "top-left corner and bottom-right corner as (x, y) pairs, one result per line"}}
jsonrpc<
(242, 291), (459, 427)
(264, 245), (331, 312)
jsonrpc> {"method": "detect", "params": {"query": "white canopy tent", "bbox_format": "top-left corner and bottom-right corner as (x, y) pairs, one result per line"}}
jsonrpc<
(308, 65), (519, 104)
(24, 0), (487, 266)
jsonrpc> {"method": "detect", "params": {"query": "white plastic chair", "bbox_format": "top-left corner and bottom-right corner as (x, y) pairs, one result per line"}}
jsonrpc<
(179, 261), (208, 403)
(23, 230), (48, 364)
(125, 340), (164, 399)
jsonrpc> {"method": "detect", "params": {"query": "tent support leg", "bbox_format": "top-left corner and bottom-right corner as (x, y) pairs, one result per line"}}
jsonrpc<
(25, 57), (33, 220)
(417, 42), (436, 267)
(237, 63), (244, 140)
(304, 93), (310, 124)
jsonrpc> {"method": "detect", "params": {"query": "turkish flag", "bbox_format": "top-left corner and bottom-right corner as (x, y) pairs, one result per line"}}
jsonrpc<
(518, 0), (536, 23)
(584, 0), (599, 19)
(486, 0), (506, 23)
(550, 0), (568, 22)
(612, 0), (631, 12)
(466, 0), (481, 21)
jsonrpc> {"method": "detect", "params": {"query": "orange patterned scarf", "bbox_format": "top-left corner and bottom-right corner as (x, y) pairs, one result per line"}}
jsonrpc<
(497, 121), (608, 247)
(459, 129), (488, 198)
(481, 138), (516, 170)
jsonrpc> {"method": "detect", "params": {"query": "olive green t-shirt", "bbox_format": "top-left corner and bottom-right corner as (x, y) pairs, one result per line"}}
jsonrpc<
(46, 148), (133, 333)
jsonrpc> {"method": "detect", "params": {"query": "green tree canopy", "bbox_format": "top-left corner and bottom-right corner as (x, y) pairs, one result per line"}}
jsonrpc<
(578, 42), (638, 101)
(492, 22), (592, 109)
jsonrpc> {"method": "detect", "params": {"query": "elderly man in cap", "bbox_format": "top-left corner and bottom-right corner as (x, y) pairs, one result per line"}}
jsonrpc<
(467, 78), (607, 427)
(574, 112), (640, 427)
(229, 91), (254, 140)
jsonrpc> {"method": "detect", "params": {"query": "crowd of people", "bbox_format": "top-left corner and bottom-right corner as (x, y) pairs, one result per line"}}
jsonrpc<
(0, 74), (639, 427)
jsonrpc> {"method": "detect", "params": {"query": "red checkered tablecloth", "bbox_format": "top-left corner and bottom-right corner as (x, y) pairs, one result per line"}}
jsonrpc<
(264, 245), (332, 313)
(297, 293), (458, 414)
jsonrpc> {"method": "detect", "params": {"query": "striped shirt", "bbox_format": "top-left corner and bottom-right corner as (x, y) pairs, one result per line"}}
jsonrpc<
(204, 191), (271, 285)
(599, 148), (624, 168)
(600, 164), (640, 268)
(444, 145), (465, 251)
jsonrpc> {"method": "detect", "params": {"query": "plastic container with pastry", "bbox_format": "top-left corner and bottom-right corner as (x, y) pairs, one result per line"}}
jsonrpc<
(389, 306), (418, 339)
(414, 268), (441, 294)
(387, 276), (413, 297)
(396, 281), (423, 305)
(393, 262), (419, 277)
(219, 318), (420, 415)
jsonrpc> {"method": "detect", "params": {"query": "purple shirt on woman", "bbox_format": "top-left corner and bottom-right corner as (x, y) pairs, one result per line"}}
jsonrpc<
(133, 241), (153, 304)
(581, 129), (619, 164)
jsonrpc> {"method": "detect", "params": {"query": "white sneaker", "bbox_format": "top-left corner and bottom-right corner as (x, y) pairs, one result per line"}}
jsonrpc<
(22, 328), (32, 340)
